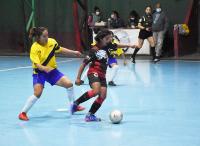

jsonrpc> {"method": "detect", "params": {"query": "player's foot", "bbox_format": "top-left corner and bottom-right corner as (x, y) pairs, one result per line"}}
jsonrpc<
(70, 103), (77, 115)
(153, 57), (160, 63)
(85, 114), (101, 122)
(70, 103), (85, 115)
(108, 81), (117, 86)
(18, 112), (29, 121)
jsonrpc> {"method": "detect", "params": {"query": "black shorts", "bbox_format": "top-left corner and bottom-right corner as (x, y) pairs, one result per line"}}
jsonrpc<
(88, 73), (107, 88)
(138, 30), (153, 40)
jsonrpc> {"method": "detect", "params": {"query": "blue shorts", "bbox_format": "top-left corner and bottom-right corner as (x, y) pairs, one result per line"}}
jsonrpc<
(33, 69), (64, 86)
(108, 57), (117, 68)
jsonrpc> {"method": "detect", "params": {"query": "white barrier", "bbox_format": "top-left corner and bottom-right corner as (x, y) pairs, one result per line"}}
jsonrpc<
(93, 29), (150, 55)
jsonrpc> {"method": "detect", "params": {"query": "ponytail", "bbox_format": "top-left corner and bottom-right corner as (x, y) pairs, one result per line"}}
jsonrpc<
(29, 27), (47, 39)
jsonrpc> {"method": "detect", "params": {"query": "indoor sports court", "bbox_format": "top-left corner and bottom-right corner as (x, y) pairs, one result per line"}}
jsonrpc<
(0, 0), (200, 146)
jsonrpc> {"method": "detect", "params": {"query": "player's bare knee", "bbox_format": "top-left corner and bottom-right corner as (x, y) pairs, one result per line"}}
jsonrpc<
(66, 82), (73, 88)
(34, 90), (42, 98)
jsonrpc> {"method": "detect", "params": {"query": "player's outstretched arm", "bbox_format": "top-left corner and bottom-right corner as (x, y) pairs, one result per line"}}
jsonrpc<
(60, 47), (82, 57)
(117, 44), (137, 49)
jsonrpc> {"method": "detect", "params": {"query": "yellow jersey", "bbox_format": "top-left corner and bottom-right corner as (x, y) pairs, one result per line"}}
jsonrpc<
(30, 38), (62, 74)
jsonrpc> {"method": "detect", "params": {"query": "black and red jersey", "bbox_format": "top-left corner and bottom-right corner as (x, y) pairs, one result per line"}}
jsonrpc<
(83, 44), (117, 78)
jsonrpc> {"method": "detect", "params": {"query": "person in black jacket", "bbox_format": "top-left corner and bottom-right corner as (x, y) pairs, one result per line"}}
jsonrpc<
(108, 10), (125, 29)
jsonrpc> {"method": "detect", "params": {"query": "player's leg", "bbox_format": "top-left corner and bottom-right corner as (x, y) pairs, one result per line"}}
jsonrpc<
(108, 58), (119, 86)
(85, 79), (107, 122)
(131, 38), (144, 63)
(71, 73), (101, 114)
(147, 36), (157, 62)
(56, 75), (85, 113)
(19, 82), (44, 121)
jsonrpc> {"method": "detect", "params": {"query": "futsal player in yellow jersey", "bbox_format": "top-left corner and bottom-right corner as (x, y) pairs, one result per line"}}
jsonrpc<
(19, 27), (85, 121)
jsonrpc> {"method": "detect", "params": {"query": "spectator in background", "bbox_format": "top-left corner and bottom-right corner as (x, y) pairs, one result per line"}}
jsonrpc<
(127, 10), (140, 28)
(108, 11), (125, 29)
(87, 6), (103, 44)
(152, 2), (168, 60)
(88, 6), (102, 27)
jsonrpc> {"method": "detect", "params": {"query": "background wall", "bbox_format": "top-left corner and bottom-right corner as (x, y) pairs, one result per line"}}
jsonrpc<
(198, 0), (200, 48)
(0, 0), (194, 54)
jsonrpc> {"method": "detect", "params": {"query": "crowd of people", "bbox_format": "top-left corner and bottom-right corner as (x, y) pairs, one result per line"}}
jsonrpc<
(88, 2), (168, 61)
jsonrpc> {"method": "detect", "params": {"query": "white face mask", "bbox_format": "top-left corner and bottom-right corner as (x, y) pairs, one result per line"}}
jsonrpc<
(156, 8), (161, 12)
(111, 14), (115, 19)
(96, 11), (100, 15)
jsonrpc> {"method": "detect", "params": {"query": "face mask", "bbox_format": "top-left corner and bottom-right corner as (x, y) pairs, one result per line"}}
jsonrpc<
(96, 11), (100, 15)
(130, 18), (135, 20)
(111, 14), (115, 19)
(156, 8), (161, 12)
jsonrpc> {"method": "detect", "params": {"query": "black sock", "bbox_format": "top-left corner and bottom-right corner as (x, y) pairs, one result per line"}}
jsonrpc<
(151, 47), (156, 60)
(89, 97), (104, 114)
(89, 102), (101, 114)
(131, 48), (140, 58)
(75, 90), (96, 105)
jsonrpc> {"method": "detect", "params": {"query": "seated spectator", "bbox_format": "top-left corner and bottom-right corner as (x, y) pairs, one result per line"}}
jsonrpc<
(108, 10), (125, 28)
(88, 6), (102, 27)
(127, 10), (140, 28)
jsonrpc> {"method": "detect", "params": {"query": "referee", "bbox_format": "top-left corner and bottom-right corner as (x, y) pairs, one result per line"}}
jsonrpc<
(131, 6), (158, 63)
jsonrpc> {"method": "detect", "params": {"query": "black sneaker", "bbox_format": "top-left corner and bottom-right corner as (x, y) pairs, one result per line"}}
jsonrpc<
(108, 81), (117, 86)
(153, 56), (160, 63)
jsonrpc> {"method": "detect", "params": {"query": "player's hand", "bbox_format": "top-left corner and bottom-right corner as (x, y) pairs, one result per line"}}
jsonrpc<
(129, 44), (137, 48)
(74, 51), (82, 57)
(44, 66), (54, 73)
(75, 78), (82, 86)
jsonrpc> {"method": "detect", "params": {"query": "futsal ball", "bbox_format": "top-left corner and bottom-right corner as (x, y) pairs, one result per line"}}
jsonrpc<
(109, 110), (123, 124)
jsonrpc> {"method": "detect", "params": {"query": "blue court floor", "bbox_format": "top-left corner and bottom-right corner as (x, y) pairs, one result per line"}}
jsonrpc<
(0, 56), (200, 146)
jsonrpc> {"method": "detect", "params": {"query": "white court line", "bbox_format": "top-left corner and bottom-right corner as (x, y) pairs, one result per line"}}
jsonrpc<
(0, 58), (80, 72)
(163, 60), (200, 63)
(128, 59), (200, 63)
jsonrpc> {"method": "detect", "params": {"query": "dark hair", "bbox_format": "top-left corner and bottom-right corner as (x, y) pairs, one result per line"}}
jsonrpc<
(94, 6), (100, 12)
(95, 29), (112, 43)
(112, 10), (120, 18)
(29, 27), (48, 39)
(129, 10), (140, 19)
(145, 5), (152, 10)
